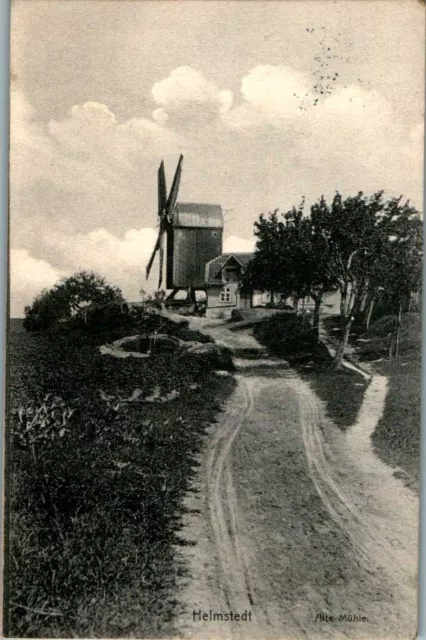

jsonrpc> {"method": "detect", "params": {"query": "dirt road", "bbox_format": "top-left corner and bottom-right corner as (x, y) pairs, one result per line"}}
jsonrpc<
(175, 320), (418, 640)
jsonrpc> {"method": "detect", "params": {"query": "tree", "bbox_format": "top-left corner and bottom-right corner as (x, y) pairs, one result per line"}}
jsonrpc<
(282, 204), (335, 342)
(243, 191), (421, 367)
(23, 288), (70, 332)
(24, 271), (124, 331)
(241, 210), (290, 303)
(55, 271), (124, 319)
(352, 197), (422, 332)
(241, 201), (335, 342)
(370, 202), (423, 356)
(308, 191), (385, 365)
(309, 191), (422, 366)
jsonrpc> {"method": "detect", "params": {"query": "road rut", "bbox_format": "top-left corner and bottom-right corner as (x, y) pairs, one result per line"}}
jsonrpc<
(176, 321), (418, 639)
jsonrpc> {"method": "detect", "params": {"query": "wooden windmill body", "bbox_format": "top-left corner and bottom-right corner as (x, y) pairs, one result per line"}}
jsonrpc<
(146, 155), (224, 299)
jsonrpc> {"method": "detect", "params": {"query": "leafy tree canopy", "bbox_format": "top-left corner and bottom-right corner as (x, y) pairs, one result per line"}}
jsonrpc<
(24, 271), (124, 332)
(242, 191), (422, 365)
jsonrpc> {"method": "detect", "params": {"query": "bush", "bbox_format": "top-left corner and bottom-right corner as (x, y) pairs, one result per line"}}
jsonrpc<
(24, 272), (124, 333)
(189, 343), (235, 372)
(230, 309), (244, 322)
(156, 316), (213, 344)
(85, 301), (130, 331)
(254, 313), (320, 358)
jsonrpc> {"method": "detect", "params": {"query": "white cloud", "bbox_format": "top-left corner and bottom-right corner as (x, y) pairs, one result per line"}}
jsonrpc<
(223, 235), (256, 253)
(241, 65), (309, 117)
(152, 66), (233, 129)
(10, 91), (185, 245)
(10, 249), (67, 317)
(11, 229), (259, 315)
(9, 66), (423, 314)
(221, 65), (423, 202)
(152, 66), (233, 112)
(10, 227), (162, 315)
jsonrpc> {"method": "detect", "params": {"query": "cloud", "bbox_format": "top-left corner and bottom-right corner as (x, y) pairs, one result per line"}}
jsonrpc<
(10, 226), (162, 316)
(152, 66), (233, 112)
(10, 66), (423, 313)
(222, 66), (422, 202)
(223, 235), (256, 253)
(242, 65), (309, 118)
(10, 249), (67, 316)
(55, 227), (160, 296)
(152, 66), (233, 129)
(11, 229), (259, 316)
(224, 65), (393, 132)
(10, 90), (185, 244)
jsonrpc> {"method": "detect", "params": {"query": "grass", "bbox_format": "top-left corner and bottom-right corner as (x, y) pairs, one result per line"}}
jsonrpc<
(303, 366), (369, 431)
(6, 317), (235, 637)
(323, 311), (421, 489)
(253, 313), (368, 430)
(351, 312), (421, 491)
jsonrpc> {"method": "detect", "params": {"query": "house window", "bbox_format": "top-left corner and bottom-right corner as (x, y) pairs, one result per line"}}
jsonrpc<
(220, 286), (232, 303)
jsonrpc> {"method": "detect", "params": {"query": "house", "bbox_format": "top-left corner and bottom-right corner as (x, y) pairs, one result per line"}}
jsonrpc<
(290, 291), (341, 317)
(204, 252), (342, 318)
(204, 253), (254, 318)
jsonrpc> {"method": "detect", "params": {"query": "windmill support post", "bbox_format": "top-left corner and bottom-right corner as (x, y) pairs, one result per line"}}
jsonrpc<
(166, 288), (180, 301)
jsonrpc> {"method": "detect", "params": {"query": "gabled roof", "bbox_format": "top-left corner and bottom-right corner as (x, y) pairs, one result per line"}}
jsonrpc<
(205, 252), (254, 284)
(172, 202), (224, 228)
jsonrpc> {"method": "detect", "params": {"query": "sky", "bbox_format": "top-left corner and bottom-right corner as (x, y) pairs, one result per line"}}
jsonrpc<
(10, 0), (425, 316)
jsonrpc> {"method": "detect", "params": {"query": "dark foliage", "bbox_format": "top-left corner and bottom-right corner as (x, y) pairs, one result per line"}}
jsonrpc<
(253, 313), (330, 363)
(229, 309), (244, 322)
(7, 320), (234, 637)
(23, 272), (124, 333)
(253, 313), (367, 429)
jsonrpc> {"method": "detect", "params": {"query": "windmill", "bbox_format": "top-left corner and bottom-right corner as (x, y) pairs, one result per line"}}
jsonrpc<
(145, 155), (224, 300)
(145, 154), (183, 289)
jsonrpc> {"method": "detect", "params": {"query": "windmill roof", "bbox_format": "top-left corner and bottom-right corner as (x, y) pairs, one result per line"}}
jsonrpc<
(205, 253), (254, 284)
(173, 202), (223, 228)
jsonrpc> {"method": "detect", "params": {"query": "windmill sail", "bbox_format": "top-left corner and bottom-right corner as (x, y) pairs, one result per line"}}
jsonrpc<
(145, 231), (161, 280)
(165, 154), (183, 220)
(158, 161), (167, 215)
(158, 224), (165, 288)
(146, 155), (184, 285)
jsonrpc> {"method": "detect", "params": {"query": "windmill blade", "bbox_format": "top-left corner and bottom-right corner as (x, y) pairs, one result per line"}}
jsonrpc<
(158, 225), (165, 289)
(158, 160), (167, 215)
(165, 154), (183, 219)
(145, 230), (161, 280)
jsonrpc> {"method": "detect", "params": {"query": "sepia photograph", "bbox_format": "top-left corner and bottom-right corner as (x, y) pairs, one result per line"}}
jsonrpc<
(5, 1), (424, 638)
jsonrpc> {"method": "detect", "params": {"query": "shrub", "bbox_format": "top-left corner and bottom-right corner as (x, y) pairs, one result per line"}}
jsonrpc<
(24, 272), (124, 333)
(253, 313), (330, 363)
(230, 309), (244, 322)
(190, 343), (235, 372)
(85, 301), (130, 331)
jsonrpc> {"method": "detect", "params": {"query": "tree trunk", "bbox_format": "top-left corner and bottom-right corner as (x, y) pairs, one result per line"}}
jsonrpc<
(388, 332), (394, 358)
(359, 287), (369, 313)
(395, 301), (403, 356)
(312, 295), (322, 344)
(365, 298), (375, 330)
(340, 284), (349, 319)
(334, 317), (352, 368)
